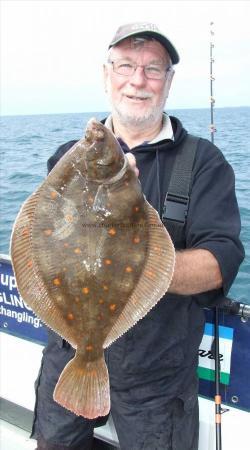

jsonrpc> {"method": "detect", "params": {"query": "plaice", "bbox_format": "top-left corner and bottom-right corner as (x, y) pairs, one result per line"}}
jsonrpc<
(10, 118), (175, 418)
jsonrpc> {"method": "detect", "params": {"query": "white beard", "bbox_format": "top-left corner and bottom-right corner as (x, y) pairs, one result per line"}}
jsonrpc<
(106, 81), (168, 130)
(112, 95), (165, 129)
(113, 102), (164, 128)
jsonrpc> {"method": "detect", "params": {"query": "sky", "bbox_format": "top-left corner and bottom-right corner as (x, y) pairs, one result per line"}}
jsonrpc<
(1, 0), (250, 116)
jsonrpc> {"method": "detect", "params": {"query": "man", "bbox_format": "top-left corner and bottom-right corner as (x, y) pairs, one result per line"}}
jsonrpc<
(32, 23), (244, 450)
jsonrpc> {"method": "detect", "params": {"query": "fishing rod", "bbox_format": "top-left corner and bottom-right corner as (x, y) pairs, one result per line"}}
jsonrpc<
(209, 22), (223, 450)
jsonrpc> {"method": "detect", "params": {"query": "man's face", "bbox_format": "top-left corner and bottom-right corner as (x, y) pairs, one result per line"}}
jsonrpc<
(103, 38), (174, 128)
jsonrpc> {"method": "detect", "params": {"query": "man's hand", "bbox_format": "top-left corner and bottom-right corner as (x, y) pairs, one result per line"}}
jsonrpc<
(127, 153), (139, 177)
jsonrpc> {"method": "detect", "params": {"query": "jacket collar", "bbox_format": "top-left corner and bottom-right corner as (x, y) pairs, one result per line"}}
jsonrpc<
(104, 112), (174, 146)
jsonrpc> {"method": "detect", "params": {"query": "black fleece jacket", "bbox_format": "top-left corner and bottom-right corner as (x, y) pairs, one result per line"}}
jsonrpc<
(47, 115), (244, 392)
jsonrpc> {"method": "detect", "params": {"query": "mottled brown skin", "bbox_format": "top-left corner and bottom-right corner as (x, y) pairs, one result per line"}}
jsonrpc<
(30, 119), (149, 361)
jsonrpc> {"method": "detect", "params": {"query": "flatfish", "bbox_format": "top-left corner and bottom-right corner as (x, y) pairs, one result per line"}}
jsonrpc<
(10, 118), (175, 419)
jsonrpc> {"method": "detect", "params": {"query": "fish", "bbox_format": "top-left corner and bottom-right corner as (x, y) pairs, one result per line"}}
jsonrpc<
(10, 118), (175, 419)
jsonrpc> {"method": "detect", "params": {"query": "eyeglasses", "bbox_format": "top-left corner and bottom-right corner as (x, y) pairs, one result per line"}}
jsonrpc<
(108, 59), (172, 80)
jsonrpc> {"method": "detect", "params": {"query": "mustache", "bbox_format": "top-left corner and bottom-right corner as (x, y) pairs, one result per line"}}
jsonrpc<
(122, 90), (153, 99)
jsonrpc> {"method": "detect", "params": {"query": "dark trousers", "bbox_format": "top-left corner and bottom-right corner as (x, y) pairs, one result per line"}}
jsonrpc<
(32, 332), (199, 450)
(35, 394), (198, 450)
(111, 389), (199, 450)
(36, 435), (93, 450)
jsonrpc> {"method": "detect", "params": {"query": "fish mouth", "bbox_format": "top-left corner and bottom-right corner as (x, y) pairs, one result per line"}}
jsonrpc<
(85, 118), (105, 143)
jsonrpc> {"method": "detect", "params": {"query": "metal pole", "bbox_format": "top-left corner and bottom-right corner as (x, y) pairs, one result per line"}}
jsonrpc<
(210, 21), (222, 450)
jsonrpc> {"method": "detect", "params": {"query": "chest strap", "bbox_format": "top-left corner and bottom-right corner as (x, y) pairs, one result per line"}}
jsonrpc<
(162, 134), (200, 247)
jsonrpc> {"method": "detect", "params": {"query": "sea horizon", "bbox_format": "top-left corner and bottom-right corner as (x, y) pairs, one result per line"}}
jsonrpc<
(1, 105), (249, 119)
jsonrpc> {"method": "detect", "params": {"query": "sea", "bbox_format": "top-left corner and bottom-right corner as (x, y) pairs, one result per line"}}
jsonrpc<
(0, 107), (249, 304)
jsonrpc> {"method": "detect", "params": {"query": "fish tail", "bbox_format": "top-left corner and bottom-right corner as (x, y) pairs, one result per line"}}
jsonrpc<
(53, 352), (110, 419)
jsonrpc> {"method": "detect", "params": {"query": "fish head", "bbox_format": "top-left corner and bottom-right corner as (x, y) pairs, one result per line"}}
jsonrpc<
(84, 118), (125, 182)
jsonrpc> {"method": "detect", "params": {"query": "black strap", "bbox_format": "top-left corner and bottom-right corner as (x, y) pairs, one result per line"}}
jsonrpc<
(162, 134), (200, 247)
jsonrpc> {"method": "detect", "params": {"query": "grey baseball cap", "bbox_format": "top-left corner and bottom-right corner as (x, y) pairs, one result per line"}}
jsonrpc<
(109, 22), (180, 64)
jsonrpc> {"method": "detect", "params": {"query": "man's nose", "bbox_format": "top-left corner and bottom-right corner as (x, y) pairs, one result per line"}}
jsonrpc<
(129, 66), (147, 86)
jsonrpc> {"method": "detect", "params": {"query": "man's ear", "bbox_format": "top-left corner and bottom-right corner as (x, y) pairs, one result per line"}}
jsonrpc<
(165, 69), (175, 99)
(169, 69), (175, 86)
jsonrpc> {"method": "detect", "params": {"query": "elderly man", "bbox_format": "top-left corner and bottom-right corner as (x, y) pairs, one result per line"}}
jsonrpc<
(32, 23), (244, 450)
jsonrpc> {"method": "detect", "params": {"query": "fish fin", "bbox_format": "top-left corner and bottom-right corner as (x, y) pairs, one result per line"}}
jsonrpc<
(104, 202), (175, 347)
(10, 190), (78, 346)
(53, 352), (110, 419)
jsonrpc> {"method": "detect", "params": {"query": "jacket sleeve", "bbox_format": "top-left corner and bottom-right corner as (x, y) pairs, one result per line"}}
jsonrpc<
(47, 140), (78, 173)
(186, 138), (245, 295)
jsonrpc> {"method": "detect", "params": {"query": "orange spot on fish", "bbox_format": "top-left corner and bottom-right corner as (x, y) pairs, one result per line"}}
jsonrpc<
(67, 313), (74, 321)
(82, 287), (89, 294)
(86, 344), (93, 352)
(65, 215), (73, 223)
(27, 260), (33, 268)
(133, 206), (140, 213)
(22, 227), (29, 237)
(108, 228), (116, 236)
(145, 270), (155, 279)
(63, 242), (69, 248)
(53, 278), (61, 286)
(74, 248), (81, 254)
(99, 298), (104, 304)
(109, 304), (117, 312)
(104, 258), (112, 265)
(50, 191), (58, 199)
(133, 236), (140, 244)
(125, 266), (133, 273)
(75, 296), (80, 303)
(44, 229), (52, 236)
(103, 285), (109, 291)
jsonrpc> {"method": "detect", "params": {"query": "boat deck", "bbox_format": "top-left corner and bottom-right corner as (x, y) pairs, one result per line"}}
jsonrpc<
(0, 420), (35, 450)
(0, 418), (118, 450)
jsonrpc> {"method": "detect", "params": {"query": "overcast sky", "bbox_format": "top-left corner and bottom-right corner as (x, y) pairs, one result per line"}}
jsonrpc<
(1, 0), (250, 116)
